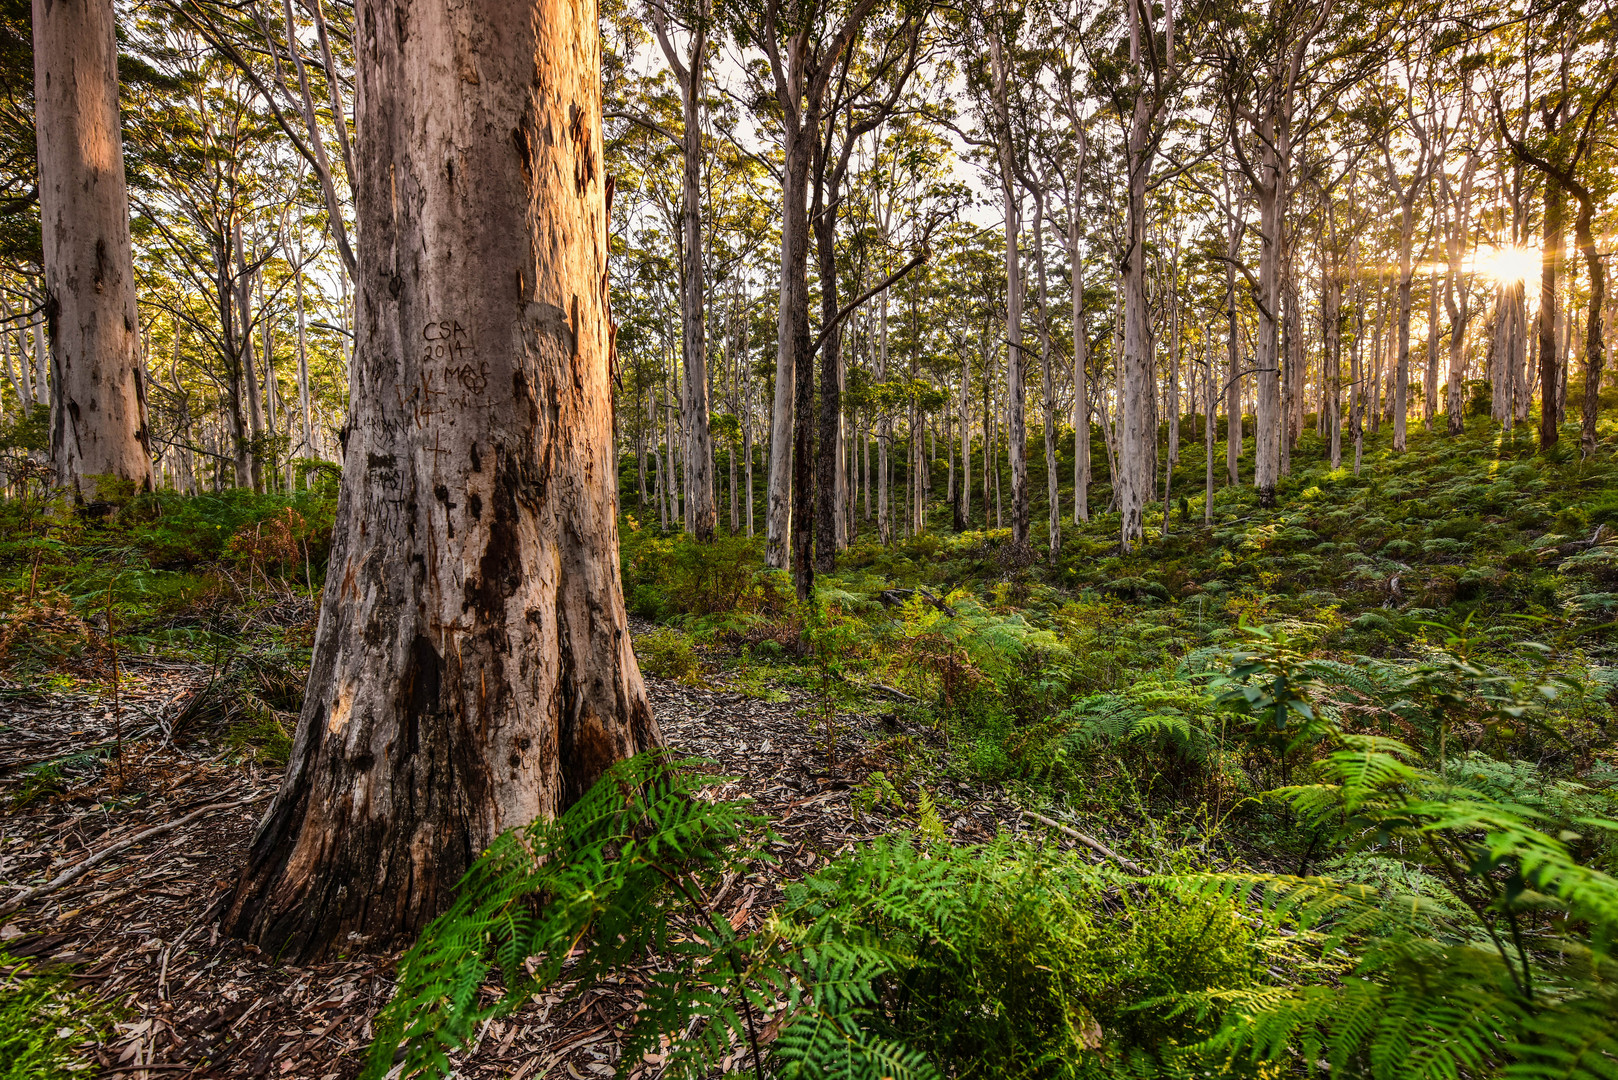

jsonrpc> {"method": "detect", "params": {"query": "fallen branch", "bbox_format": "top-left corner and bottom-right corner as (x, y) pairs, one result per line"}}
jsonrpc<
(868, 682), (918, 703)
(0, 794), (272, 918)
(1021, 811), (1148, 876)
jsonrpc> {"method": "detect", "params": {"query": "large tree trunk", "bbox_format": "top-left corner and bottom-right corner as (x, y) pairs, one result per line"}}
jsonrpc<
(678, 145), (716, 540)
(742, 314), (754, 537)
(225, 0), (658, 961)
(1351, 274), (1365, 472)
(1511, 282), (1530, 426)
(234, 224), (267, 491)
(1203, 322), (1216, 522)
(1278, 242), (1295, 476)
(1424, 270), (1439, 432)
(1001, 180), (1027, 548)
(1443, 214), (1470, 436)
(767, 123), (812, 570)
(1324, 268), (1343, 470)
(1167, 238), (1181, 470)
(756, 2), (877, 571)
(34, 0), (152, 502)
(217, 238), (254, 490)
(981, 335), (992, 527)
(655, 15), (716, 543)
(791, 259), (815, 598)
(877, 292), (892, 543)
(951, 348), (964, 531)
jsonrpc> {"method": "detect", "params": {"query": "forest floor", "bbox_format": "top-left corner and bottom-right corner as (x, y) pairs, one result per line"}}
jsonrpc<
(0, 621), (1064, 1080)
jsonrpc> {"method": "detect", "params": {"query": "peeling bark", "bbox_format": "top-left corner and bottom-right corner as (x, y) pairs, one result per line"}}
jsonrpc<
(225, 0), (657, 961)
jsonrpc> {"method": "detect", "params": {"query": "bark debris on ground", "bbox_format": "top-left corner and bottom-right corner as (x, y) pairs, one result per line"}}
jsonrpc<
(0, 638), (1074, 1079)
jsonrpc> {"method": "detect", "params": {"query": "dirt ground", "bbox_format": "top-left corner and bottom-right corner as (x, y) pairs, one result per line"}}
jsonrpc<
(0, 631), (1048, 1079)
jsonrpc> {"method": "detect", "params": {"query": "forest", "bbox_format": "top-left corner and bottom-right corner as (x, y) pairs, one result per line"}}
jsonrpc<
(0, 0), (1616, 1077)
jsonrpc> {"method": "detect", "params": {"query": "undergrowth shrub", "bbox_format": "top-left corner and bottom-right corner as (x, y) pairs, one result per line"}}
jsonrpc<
(1165, 636), (1618, 1080)
(0, 589), (92, 673)
(825, 843), (1259, 1077)
(0, 949), (118, 1079)
(635, 628), (703, 683)
(621, 531), (789, 624)
(363, 753), (1260, 1080)
(1052, 673), (1238, 802)
(110, 488), (335, 572)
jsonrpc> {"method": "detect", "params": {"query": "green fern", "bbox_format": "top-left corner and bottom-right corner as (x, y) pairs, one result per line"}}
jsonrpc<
(363, 750), (759, 1080)
(1165, 740), (1618, 1080)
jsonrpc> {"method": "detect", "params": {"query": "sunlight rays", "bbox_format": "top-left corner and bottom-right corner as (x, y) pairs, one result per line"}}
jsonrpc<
(1469, 245), (1541, 287)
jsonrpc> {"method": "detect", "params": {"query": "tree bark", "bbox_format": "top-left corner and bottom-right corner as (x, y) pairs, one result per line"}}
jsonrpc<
(957, 346), (970, 530)
(1568, 188), (1606, 458)
(1538, 181), (1563, 450)
(649, 2), (716, 542)
(1031, 184), (1059, 556)
(1225, 215), (1241, 487)
(34, 0), (153, 502)
(1070, 183), (1088, 524)
(877, 290), (891, 543)
(1443, 199), (1472, 436)
(987, 35), (1028, 549)
(1324, 266), (1343, 470)
(1203, 321), (1215, 522)
(1167, 235), (1181, 469)
(1253, 172), (1282, 506)
(234, 224), (267, 491)
(766, 145), (806, 567)
(812, 169), (844, 574)
(1392, 196), (1415, 453)
(1424, 260), (1439, 432)
(225, 0), (657, 961)
(1118, 91), (1154, 547)
(757, 0), (879, 571)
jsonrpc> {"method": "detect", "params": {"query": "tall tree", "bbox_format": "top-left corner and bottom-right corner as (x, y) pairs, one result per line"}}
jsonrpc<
(1212, 0), (1351, 505)
(810, 19), (924, 575)
(1097, 0), (1192, 548)
(976, 11), (1031, 549)
(33, 0), (153, 502)
(225, 0), (658, 959)
(1495, 14), (1618, 458)
(747, 0), (882, 574)
(1374, 63), (1436, 455)
(648, 0), (718, 541)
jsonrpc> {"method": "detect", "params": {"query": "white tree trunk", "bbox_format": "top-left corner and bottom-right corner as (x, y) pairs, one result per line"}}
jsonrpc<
(1071, 211), (1089, 524)
(988, 37), (1028, 548)
(1118, 85), (1156, 548)
(1393, 196), (1416, 452)
(33, 0), (152, 500)
(1031, 187), (1059, 555)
